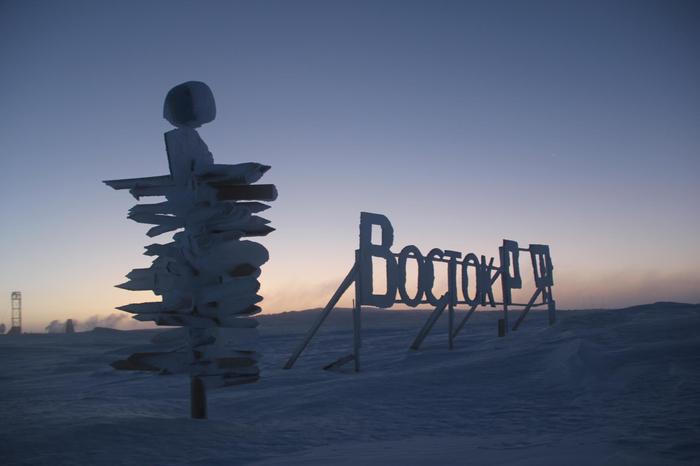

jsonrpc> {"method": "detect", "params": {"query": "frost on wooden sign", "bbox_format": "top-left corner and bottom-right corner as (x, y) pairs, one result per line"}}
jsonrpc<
(105, 82), (276, 413)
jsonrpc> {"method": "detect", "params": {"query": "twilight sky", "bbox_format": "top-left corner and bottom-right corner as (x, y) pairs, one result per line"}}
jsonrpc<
(1, 0), (698, 331)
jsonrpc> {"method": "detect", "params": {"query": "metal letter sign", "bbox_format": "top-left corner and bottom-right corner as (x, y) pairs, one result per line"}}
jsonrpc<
(105, 82), (277, 418)
(285, 212), (555, 371)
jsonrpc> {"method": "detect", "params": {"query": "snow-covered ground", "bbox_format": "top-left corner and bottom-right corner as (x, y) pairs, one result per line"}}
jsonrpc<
(2, 303), (699, 465)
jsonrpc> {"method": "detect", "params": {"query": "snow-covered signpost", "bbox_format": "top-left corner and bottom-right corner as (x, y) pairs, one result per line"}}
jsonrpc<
(105, 81), (276, 419)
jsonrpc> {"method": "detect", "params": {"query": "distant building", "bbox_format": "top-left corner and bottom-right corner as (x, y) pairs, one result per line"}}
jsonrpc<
(0, 323), (5, 334)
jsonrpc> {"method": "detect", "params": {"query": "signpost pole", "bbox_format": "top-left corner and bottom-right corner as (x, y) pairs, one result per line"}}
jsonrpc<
(448, 295), (454, 350)
(353, 249), (362, 372)
(499, 246), (509, 335)
(190, 376), (207, 419)
(547, 287), (556, 325)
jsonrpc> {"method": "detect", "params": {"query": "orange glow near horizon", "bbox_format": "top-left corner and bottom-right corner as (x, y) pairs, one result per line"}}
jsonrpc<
(10, 250), (699, 332)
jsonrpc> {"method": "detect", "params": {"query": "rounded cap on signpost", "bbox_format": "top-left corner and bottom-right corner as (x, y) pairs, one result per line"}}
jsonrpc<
(163, 81), (216, 128)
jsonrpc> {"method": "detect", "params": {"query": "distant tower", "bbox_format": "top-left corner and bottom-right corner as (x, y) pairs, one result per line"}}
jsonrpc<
(65, 319), (75, 334)
(8, 291), (22, 335)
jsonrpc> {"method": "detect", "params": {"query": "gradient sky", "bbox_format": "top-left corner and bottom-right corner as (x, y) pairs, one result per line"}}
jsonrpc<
(1, 0), (698, 331)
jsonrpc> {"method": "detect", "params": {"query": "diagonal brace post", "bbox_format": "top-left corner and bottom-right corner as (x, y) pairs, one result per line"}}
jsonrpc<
(283, 263), (358, 369)
(452, 270), (502, 341)
(451, 303), (478, 340)
(511, 288), (543, 331)
(410, 293), (450, 350)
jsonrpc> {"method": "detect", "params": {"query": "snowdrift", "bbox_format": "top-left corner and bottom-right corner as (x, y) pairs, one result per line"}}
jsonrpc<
(1, 303), (699, 465)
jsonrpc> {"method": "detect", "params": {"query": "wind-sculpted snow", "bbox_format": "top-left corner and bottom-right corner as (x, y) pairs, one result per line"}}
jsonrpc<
(1, 303), (699, 465)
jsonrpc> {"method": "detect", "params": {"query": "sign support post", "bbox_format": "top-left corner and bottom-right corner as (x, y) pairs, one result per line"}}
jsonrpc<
(191, 376), (207, 420)
(511, 288), (543, 331)
(353, 249), (362, 372)
(283, 263), (358, 370)
(448, 299), (455, 350)
(410, 294), (449, 351)
(499, 246), (510, 335)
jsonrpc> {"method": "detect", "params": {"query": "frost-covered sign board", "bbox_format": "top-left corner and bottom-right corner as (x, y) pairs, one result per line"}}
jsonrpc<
(105, 81), (276, 418)
(286, 212), (555, 371)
